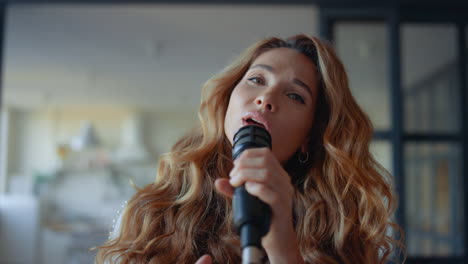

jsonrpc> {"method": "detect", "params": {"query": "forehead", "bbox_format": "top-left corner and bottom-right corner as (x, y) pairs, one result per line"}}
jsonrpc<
(250, 48), (318, 84)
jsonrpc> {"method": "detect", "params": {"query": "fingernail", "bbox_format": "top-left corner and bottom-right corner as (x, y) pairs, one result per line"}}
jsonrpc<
(229, 176), (237, 185)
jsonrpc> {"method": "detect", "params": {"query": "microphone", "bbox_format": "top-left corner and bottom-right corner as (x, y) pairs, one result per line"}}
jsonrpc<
(232, 125), (272, 264)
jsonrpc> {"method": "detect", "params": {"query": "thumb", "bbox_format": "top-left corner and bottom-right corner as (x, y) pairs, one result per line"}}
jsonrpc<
(195, 254), (212, 264)
(215, 178), (234, 198)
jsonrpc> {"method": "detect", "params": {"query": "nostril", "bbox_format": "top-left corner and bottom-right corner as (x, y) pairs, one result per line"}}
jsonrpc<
(267, 104), (272, 111)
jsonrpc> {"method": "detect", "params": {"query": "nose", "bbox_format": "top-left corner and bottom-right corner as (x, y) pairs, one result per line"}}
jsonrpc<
(255, 92), (276, 112)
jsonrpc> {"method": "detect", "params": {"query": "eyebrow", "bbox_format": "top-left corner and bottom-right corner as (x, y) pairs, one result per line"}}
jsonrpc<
(249, 64), (314, 98)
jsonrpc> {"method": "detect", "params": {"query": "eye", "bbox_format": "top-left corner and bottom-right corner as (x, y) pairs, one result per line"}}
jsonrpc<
(288, 93), (305, 104)
(248, 76), (264, 85)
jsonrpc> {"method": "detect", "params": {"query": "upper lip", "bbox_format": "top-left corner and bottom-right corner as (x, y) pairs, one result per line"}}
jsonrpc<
(242, 111), (271, 133)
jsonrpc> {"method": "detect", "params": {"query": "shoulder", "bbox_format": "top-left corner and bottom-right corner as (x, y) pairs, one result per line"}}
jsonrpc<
(109, 201), (127, 240)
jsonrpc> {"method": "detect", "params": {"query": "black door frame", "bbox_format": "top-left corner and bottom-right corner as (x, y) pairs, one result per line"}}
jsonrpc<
(320, 5), (468, 264)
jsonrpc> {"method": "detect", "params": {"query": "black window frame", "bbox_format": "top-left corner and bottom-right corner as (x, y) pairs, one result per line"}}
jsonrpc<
(320, 4), (468, 264)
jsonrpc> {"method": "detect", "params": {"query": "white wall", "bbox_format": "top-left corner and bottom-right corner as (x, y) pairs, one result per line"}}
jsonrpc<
(6, 107), (197, 190)
(6, 109), (59, 193)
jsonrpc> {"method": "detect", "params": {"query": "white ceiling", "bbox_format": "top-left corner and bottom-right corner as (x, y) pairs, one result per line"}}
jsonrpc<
(3, 5), (457, 114)
(3, 4), (319, 110)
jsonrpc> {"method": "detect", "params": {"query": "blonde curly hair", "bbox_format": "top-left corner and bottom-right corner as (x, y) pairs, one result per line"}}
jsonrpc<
(95, 34), (404, 264)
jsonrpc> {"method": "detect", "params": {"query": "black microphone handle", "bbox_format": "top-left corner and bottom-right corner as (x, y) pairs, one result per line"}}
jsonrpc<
(232, 125), (272, 264)
(233, 186), (272, 248)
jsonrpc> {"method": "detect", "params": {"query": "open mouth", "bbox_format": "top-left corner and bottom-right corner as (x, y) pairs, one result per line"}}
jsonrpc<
(244, 118), (266, 129)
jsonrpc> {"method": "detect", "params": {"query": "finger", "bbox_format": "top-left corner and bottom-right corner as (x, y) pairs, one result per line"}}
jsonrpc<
(195, 254), (212, 264)
(236, 147), (271, 161)
(230, 157), (267, 180)
(214, 178), (234, 198)
(229, 168), (268, 187)
(233, 156), (268, 169)
(244, 181), (280, 207)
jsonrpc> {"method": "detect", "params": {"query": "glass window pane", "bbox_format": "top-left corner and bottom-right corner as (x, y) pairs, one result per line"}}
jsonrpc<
(335, 23), (390, 130)
(405, 143), (463, 256)
(402, 24), (460, 133)
(370, 140), (393, 176)
(0, 108), (7, 194)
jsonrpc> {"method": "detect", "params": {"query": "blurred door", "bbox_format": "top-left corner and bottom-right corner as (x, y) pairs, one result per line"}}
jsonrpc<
(402, 24), (463, 257)
(321, 7), (467, 264)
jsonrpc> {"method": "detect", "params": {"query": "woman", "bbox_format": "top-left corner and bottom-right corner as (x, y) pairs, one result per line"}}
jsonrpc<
(95, 34), (403, 264)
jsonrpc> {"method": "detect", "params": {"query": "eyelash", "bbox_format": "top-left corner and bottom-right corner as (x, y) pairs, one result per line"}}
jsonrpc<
(248, 76), (264, 85)
(247, 76), (306, 104)
(288, 93), (305, 104)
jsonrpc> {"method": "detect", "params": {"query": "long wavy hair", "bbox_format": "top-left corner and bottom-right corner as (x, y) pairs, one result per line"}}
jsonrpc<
(95, 34), (404, 264)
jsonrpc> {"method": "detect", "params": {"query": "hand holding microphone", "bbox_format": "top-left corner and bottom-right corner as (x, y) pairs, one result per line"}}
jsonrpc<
(212, 125), (303, 264)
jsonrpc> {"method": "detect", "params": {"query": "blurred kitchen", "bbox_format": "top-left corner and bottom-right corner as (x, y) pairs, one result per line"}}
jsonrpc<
(0, 1), (467, 264)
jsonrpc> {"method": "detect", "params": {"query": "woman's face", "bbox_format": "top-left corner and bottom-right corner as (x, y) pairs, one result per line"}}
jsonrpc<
(224, 48), (319, 164)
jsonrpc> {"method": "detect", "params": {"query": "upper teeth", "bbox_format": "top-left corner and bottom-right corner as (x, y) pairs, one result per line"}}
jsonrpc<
(250, 118), (262, 124)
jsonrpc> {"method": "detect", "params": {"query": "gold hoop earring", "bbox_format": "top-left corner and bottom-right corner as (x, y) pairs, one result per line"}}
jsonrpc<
(298, 152), (309, 164)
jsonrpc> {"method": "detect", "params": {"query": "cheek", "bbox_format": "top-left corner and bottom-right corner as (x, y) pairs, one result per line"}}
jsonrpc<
(295, 112), (314, 142)
(273, 111), (314, 162)
(224, 106), (233, 144)
(224, 85), (252, 143)
(224, 91), (241, 144)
